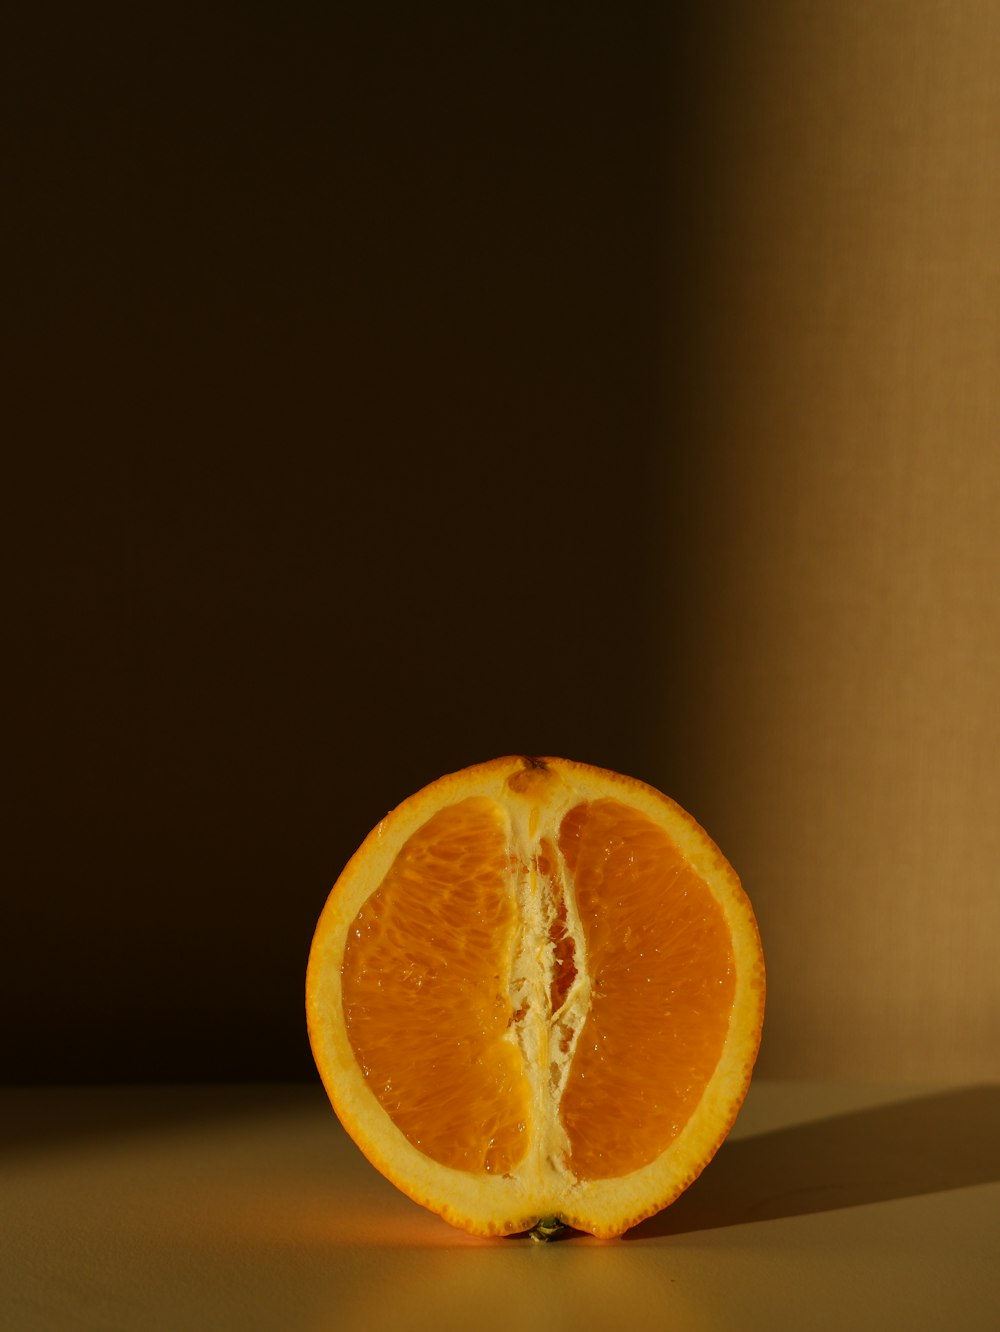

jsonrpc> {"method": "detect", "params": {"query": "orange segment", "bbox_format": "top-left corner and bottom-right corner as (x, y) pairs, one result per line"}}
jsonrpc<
(306, 756), (764, 1239)
(341, 797), (530, 1175)
(557, 799), (735, 1180)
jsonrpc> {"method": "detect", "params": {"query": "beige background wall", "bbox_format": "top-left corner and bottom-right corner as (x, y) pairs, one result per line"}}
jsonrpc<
(666, 3), (1000, 1081)
(10, 4), (998, 1086)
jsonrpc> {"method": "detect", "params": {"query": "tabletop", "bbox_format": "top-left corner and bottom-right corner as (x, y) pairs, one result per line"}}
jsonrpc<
(3, 1079), (998, 1331)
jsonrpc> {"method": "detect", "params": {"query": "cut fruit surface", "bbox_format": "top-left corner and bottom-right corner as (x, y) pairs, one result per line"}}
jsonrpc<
(306, 756), (765, 1239)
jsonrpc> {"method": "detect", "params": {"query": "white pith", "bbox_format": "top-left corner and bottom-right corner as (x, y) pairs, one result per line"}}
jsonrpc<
(499, 789), (589, 1190)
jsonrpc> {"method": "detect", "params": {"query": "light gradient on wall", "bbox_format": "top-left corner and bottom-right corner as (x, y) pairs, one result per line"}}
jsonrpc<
(661, 2), (1000, 1081)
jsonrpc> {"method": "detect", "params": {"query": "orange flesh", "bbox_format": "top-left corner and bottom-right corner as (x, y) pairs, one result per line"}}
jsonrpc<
(558, 800), (735, 1178)
(341, 798), (530, 1174)
(341, 795), (735, 1183)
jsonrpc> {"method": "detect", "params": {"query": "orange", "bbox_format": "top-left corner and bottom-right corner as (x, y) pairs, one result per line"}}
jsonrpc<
(306, 756), (764, 1239)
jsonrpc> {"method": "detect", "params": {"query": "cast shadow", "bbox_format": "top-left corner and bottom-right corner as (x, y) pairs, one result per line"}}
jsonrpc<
(628, 1085), (1000, 1240)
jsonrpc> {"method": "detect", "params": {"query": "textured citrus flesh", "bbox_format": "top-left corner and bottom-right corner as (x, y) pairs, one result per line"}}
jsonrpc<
(340, 799), (530, 1174)
(308, 757), (764, 1238)
(558, 800), (736, 1180)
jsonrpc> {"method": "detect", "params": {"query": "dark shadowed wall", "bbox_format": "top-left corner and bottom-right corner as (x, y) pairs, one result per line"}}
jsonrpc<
(8, 3), (686, 1081)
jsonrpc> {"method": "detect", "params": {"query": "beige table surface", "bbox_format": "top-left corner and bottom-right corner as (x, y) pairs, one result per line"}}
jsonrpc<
(2, 1080), (998, 1331)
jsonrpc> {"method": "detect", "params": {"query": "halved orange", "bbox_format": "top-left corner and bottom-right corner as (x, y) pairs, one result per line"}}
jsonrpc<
(306, 756), (764, 1239)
